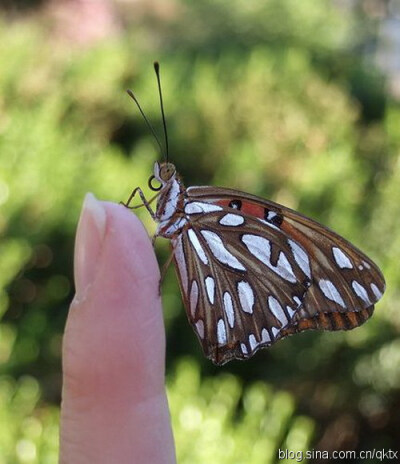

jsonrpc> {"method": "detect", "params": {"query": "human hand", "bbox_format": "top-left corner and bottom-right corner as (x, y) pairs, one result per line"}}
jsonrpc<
(59, 193), (176, 463)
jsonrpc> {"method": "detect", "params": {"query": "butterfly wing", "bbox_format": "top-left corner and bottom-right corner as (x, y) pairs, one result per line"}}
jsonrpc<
(172, 186), (385, 365)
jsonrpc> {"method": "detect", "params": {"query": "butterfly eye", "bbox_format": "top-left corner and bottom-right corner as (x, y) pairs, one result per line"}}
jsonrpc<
(148, 175), (162, 191)
(229, 199), (242, 210)
(159, 163), (176, 181)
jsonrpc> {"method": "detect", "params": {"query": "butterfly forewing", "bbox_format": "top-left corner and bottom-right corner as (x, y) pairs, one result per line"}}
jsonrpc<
(171, 186), (385, 365)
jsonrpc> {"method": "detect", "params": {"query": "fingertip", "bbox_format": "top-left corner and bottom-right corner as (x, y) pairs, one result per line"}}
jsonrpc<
(66, 199), (165, 401)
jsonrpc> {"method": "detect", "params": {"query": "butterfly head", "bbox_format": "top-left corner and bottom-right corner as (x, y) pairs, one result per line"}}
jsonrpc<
(149, 161), (177, 191)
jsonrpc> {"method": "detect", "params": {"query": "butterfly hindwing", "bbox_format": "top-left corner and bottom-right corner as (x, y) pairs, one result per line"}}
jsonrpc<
(172, 210), (312, 364)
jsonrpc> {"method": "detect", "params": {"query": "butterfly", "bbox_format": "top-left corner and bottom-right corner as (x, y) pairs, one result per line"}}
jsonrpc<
(122, 63), (386, 365)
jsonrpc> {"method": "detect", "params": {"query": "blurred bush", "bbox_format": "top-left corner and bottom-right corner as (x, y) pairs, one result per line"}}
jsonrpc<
(0, 376), (59, 464)
(0, 0), (399, 460)
(0, 360), (313, 464)
(169, 360), (314, 463)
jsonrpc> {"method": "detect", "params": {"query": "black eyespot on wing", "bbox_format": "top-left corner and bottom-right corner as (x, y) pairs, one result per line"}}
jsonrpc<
(229, 199), (242, 210)
(264, 208), (283, 227)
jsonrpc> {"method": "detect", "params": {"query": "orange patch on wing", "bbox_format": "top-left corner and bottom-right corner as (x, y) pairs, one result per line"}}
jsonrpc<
(214, 198), (266, 218)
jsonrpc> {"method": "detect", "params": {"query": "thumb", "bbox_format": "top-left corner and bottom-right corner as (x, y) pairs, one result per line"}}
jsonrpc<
(60, 193), (175, 464)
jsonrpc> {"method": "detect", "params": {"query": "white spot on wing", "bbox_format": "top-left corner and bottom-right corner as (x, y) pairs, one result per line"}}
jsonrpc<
(242, 235), (296, 283)
(319, 279), (346, 308)
(223, 292), (235, 328)
(277, 252), (296, 282)
(188, 229), (208, 265)
(219, 214), (245, 226)
(241, 343), (248, 355)
(195, 320), (204, 339)
(268, 295), (288, 327)
(190, 281), (199, 317)
(185, 201), (223, 215)
(370, 283), (383, 300)
(288, 239), (311, 278)
(217, 319), (227, 345)
(173, 237), (188, 293)
(261, 328), (270, 343)
(201, 230), (245, 271)
(332, 247), (353, 269)
(272, 327), (280, 337)
(205, 276), (215, 305)
(286, 306), (296, 318)
(352, 280), (371, 304)
(237, 281), (255, 314)
(249, 334), (257, 351)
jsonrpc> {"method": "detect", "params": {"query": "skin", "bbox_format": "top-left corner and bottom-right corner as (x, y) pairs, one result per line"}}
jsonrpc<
(59, 193), (176, 464)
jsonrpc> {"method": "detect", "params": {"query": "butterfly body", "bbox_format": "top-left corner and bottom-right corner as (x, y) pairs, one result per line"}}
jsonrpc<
(138, 161), (386, 365)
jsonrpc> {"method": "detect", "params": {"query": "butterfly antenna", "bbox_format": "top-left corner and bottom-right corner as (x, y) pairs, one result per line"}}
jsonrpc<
(154, 61), (169, 163)
(126, 89), (165, 158)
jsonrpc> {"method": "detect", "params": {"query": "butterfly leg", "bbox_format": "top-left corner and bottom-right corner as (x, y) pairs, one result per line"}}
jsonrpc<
(120, 187), (159, 219)
(158, 250), (175, 295)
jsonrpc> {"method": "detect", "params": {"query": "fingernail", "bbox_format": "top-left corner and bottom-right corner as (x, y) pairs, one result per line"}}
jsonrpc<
(74, 193), (107, 300)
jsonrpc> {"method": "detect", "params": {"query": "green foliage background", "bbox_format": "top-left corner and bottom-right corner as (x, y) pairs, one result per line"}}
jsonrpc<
(0, 0), (399, 462)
